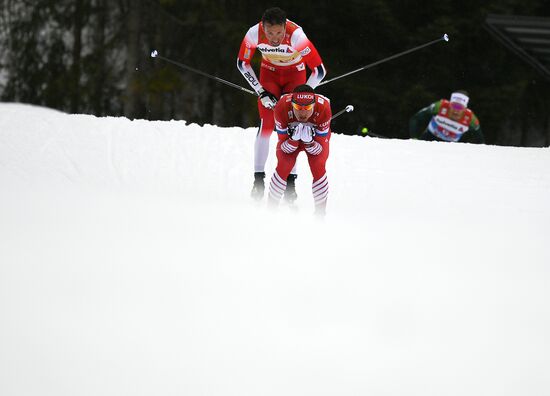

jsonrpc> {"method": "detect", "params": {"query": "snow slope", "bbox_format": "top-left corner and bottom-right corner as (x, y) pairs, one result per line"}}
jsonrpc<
(1, 103), (549, 396)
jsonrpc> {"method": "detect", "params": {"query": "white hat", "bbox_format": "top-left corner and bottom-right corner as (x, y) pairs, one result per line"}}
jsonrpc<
(450, 92), (469, 108)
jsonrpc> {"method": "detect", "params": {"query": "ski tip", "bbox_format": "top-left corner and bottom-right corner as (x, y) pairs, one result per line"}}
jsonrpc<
(150, 50), (159, 58)
(443, 33), (449, 42)
(345, 105), (354, 112)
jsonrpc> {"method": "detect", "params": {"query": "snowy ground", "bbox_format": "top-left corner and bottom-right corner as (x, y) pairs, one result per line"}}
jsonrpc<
(1, 103), (549, 396)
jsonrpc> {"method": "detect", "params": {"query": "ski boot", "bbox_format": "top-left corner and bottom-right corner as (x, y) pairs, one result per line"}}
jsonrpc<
(251, 172), (265, 200)
(283, 174), (298, 204)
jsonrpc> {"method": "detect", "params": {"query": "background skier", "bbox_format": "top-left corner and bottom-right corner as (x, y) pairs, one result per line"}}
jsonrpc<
(409, 90), (485, 144)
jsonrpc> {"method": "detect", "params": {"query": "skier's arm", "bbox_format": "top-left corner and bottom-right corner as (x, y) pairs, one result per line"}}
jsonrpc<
(236, 59), (262, 94)
(409, 101), (439, 139)
(236, 26), (263, 94)
(273, 101), (290, 142)
(313, 101), (332, 142)
(461, 114), (485, 144)
(473, 125), (485, 144)
(291, 28), (326, 89)
(306, 63), (327, 90)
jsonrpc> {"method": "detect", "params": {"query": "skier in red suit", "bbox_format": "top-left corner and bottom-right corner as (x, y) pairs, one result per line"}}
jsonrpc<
(268, 84), (331, 215)
(237, 7), (326, 201)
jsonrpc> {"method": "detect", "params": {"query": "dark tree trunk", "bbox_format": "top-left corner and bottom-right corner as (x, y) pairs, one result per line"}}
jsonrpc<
(71, 0), (83, 113)
(123, 0), (141, 119)
(92, 0), (107, 115)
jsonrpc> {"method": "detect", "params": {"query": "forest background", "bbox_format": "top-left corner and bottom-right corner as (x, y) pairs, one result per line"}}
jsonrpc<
(1, 0), (549, 146)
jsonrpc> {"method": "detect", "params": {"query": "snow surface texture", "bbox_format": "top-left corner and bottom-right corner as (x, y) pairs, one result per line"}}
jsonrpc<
(1, 103), (550, 396)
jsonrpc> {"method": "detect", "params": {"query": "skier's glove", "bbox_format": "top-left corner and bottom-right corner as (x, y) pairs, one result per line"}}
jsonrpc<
(289, 123), (313, 142)
(305, 141), (322, 155)
(289, 124), (301, 141)
(281, 139), (299, 154)
(259, 89), (277, 109)
(299, 125), (314, 143)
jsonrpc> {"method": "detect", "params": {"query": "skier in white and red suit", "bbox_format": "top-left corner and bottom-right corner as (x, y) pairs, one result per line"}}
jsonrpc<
(237, 7), (326, 201)
(268, 85), (331, 215)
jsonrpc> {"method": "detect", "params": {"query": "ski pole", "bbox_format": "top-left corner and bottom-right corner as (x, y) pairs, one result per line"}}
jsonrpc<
(319, 34), (449, 87)
(150, 50), (257, 95)
(331, 105), (354, 121)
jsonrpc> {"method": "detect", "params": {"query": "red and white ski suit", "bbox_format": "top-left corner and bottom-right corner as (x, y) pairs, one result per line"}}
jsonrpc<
(268, 93), (331, 211)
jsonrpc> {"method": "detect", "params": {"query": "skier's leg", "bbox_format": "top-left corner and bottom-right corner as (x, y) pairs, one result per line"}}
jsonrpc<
(307, 141), (330, 215)
(268, 144), (299, 207)
(281, 66), (307, 202)
(251, 73), (281, 199)
(284, 173), (298, 203)
(254, 105), (274, 171)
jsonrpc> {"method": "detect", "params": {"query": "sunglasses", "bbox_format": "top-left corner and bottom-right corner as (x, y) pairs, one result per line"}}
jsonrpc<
(450, 102), (465, 111)
(292, 102), (314, 111)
